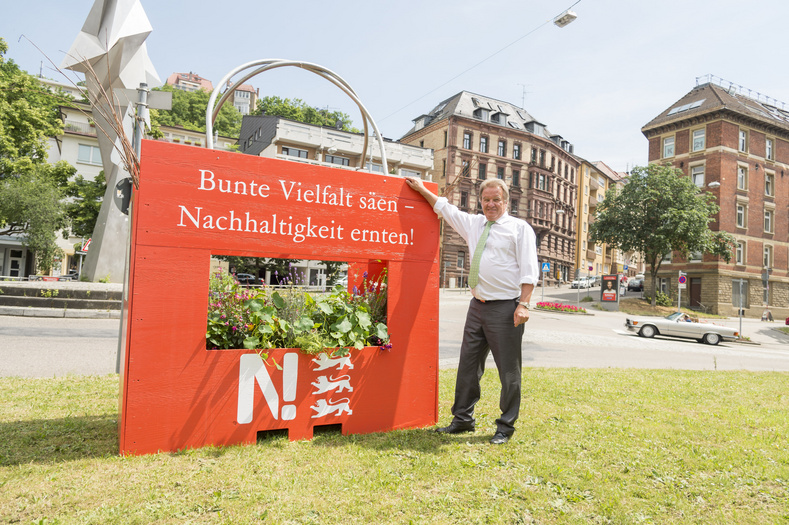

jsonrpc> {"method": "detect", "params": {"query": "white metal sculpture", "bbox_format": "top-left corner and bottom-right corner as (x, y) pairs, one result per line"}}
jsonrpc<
(62, 0), (160, 283)
(206, 60), (388, 172)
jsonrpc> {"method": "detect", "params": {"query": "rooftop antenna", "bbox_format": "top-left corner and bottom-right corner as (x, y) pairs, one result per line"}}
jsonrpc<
(518, 83), (532, 109)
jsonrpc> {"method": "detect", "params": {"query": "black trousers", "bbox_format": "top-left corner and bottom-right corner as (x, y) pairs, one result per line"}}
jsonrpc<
(451, 297), (524, 435)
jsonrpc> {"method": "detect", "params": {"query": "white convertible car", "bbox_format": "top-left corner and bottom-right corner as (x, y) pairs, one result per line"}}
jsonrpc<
(625, 312), (739, 345)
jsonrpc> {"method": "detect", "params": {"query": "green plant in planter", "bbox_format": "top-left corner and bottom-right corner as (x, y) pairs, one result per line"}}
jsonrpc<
(206, 269), (389, 358)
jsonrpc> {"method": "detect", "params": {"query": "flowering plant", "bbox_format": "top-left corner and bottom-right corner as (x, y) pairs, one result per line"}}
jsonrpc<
(206, 269), (390, 357)
(535, 301), (587, 314)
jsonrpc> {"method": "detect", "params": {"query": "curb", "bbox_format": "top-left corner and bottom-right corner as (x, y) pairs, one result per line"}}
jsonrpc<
(0, 306), (120, 319)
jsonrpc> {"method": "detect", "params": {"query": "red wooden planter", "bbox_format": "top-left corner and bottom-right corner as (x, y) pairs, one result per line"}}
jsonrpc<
(118, 140), (440, 455)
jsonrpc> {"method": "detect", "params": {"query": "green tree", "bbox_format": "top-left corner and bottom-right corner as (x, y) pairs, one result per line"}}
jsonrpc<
(64, 172), (106, 239)
(589, 163), (734, 306)
(0, 162), (71, 273)
(0, 37), (62, 178)
(253, 96), (358, 132)
(149, 84), (242, 138)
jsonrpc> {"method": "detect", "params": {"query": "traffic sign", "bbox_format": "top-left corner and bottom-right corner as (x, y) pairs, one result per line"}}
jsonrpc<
(541, 262), (551, 273)
(678, 275), (686, 284)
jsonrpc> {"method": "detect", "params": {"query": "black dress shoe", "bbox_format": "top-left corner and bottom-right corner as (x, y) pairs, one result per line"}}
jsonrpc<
(489, 432), (511, 445)
(435, 421), (475, 434)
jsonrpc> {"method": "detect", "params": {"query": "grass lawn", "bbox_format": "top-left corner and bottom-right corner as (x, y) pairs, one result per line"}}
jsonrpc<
(1, 370), (788, 524)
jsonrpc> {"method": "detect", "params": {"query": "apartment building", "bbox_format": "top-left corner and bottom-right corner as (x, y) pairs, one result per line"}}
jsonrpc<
(400, 91), (578, 288)
(642, 77), (788, 317)
(226, 81), (258, 115)
(238, 115), (434, 180)
(165, 72), (213, 93)
(575, 160), (637, 281)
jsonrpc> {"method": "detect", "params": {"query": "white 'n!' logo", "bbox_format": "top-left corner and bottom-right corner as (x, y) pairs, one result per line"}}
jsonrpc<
(237, 353), (299, 424)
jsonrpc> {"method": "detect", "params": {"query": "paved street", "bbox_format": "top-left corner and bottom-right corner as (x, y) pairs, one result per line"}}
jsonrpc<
(1, 287), (788, 378)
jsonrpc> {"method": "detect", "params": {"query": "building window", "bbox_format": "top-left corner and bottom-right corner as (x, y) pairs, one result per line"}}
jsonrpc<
(766, 138), (774, 160)
(531, 147), (537, 163)
(692, 128), (706, 152)
(365, 162), (383, 173)
(463, 132), (471, 149)
(764, 244), (773, 267)
(460, 191), (468, 208)
(401, 168), (420, 178)
(691, 165), (705, 187)
(764, 209), (774, 233)
(737, 165), (748, 190)
(538, 174), (546, 191)
(457, 251), (465, 268)
(498, 140), (506, 157)
(478, 163), (487, 179)
(442, 159), (446, 178)
(480, 136), (488, 153)
(735, 241), (745, 264)
(662, 251), (672, 264)
(282, 146), (308, 158)
(539, 150), (546, 167)
(690, 251), (702, 262)
(739, 129), (748, 152)
(497, 167), (504, 179)
(663, 136), (675, 158)
(513, 143), (521, 160)
(765, 172), (775, 197)
(736, 203), (747, 228)
(512, 170), (520, 186)
(325, 154), (349, 166)
(461, 160), (470, 177)
(443, 131), (448, 147)
(510, 198), (518, 215)
(77, 144), (102, 165)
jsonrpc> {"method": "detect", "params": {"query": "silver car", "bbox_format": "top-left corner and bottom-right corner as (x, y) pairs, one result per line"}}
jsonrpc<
(625, 312), (739, 345)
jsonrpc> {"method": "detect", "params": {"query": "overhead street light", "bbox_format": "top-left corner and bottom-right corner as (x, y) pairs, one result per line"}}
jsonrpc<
(554, 10), (578, 28)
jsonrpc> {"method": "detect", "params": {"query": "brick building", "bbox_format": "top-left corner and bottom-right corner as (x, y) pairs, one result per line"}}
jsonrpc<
(641, 77), (788, 318)
(401, 91), (578, 288)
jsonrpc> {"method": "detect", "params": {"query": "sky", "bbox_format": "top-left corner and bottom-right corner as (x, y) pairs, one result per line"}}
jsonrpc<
(2, 0), (788, 173)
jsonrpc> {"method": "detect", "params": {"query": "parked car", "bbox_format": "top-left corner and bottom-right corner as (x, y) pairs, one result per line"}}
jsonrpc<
(235, 273), (259, 286)
(627, 278), (644, 291)
(570, 277), (590, 289)
(587, 276), (599, 287)
(625, 312), (739, 345)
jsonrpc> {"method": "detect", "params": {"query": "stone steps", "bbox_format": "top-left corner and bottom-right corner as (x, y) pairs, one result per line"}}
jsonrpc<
(0, 282), (123, 314)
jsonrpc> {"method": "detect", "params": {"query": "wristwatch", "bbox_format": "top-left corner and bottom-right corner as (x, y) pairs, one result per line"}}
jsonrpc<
(518, 302), (530, 309)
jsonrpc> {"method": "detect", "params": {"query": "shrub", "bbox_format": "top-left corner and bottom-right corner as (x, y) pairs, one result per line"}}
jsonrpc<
(645, 291), (672, 307)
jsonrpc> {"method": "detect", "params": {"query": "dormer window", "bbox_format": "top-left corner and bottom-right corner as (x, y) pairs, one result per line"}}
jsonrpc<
(473, 108), (489, 121)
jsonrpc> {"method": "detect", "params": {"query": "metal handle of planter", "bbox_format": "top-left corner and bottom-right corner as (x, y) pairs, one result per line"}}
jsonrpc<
(205, 59), (388, 173)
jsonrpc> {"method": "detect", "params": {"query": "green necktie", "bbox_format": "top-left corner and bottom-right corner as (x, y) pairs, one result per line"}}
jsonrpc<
(468, 220), (494, 288)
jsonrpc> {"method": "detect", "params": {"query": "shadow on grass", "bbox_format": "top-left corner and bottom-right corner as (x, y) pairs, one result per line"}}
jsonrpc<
(0, 414), (118, 466)
(302, 425), (494, 453)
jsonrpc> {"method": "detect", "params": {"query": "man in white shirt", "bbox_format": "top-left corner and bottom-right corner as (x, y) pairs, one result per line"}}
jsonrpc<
(405, 176), (539, 444)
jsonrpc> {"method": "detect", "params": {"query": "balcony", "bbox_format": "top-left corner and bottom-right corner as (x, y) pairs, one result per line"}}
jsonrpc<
(63, 120), (97, 137)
